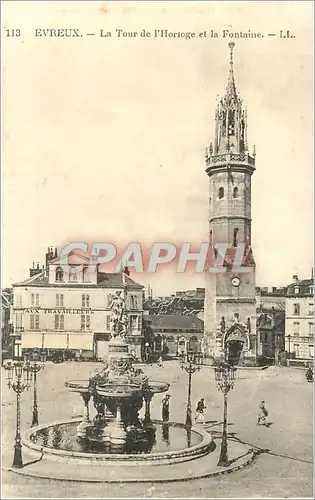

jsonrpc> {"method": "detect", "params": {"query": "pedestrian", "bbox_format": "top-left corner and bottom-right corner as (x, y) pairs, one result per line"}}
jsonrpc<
(257, 399), (268, 426)
(195, 398), (206, 424)
(162, 394), (171, 422)
(157, 356), (163, 368)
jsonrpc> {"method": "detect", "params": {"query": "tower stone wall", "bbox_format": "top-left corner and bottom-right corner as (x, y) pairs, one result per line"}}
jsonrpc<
(204, 43), (257, 364)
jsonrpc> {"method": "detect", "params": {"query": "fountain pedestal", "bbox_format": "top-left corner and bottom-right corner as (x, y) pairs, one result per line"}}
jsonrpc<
(77, 392), (92, 439)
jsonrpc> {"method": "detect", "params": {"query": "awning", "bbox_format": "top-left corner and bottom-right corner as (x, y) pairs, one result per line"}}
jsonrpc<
(68, 334), (93, 350)
(43, 334), (68, 349)
(22, 333), (43, 349)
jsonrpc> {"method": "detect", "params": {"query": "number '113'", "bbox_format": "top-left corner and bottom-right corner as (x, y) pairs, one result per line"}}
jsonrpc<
(5, 29), (21, 37)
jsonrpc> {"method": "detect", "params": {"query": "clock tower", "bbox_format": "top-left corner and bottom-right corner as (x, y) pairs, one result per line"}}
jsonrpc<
(204, 43), (257, 364)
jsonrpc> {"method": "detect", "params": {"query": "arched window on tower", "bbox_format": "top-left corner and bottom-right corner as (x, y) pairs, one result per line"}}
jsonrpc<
(233, 228), (239, 247)
(218, 187), (224, 199)
(55, 267), (63, 282)
(233, 187), (239, 198)
(228, 110), (235, 136)
(210, 230), (213, 246)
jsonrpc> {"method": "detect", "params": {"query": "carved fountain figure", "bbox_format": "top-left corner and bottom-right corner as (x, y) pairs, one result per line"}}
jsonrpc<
(65, 276), (169, 451)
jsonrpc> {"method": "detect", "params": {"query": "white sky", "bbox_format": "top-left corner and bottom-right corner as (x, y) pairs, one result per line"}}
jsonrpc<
(1, 1), (313, 296)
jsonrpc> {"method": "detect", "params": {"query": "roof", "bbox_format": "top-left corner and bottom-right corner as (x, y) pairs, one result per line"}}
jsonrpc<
(13, 271), (143, 290)
(287, 278), (313, 296)
(145, 315), (204, 331)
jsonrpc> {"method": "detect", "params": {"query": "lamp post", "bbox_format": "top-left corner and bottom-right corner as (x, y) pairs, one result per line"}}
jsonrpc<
(25, 362), (45, 427)
(180, 350), (202, 428)
(214, 351), (237, 467)
(3, 361), (32, 468)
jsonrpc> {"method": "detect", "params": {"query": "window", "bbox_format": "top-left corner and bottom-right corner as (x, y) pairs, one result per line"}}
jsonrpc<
(56, 294), (64, 307)
(82, 294), (90, 308)
(233, 187), (239, 198)
(30, 294), (40, 307)
(309, 345), (314, 358)
(293, 344), (300, 357)
(309, 303), (314, 315)
(55, 267), (64, 282)
(130, 315), (138, 332)
(233, 228), (239, 247)
(310, 285), (314, 295)
(81, 315), (90, 332)
(106, 315), (111, 331)
(309, 323), (314, 337)
(210, 230), (213, 246)
(15, 295), (22, 306)
(293, 321), (300, 335)
(294, 286), (299, 294)
(130, 295), (138, 309)
(218, 187), (224, 199)
(293, 303), (300, 315)
(30, 314), (40, 331)
(54, 314), (65, 331)
(16, 313), (22, 329)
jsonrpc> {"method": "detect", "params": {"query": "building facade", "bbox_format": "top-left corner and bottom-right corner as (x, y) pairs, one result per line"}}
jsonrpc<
(11, 248), (144, 360)
(285, 274), (314, 361)
(203, 43), (257, 363)
(145, 315), (204, 357)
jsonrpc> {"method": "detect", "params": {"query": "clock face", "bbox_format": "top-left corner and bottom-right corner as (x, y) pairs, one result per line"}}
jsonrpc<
(231, 276), (240, 287)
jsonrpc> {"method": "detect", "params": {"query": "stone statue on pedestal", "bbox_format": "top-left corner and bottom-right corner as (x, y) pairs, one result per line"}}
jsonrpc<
(110, 291), (128, 339)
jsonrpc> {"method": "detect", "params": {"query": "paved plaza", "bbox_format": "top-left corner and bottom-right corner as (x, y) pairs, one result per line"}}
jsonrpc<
(1, 360), (313, 498)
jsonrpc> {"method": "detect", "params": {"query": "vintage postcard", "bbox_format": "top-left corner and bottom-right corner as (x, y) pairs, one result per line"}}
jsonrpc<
(1, 1), (313, 499)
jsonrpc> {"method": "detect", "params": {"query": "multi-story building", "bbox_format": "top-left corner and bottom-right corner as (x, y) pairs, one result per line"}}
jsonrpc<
(285, 273), (314, 361)
(203, 43), (257, 364)
(11, 248), (144, 360)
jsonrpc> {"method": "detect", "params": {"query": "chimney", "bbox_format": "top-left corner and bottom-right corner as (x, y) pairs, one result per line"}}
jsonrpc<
(292, 275), (299, 282)
(54, 247), (58, 258)
(29, 261), (42, 277)
(311, 268), (314, 280)
(123, 266), (130, 276)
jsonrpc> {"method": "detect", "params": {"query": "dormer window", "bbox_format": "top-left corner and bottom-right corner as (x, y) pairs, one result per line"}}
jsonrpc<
(55, 267), (64, 282)
(310, 285), (314, 295)
(83, 266), (89, 283)
(218, 187), (224, 199)
(69, 267), (78, 282)
(294, 286), (299, 294)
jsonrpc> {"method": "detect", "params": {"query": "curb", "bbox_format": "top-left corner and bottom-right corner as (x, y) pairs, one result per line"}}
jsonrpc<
(4, 447), (257, 484)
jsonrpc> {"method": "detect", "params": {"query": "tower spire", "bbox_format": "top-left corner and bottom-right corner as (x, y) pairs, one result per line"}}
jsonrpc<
(226, 42), (237, 99)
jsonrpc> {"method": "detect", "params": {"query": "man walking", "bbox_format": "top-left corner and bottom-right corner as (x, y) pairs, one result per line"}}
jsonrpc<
(257, 399), (268, 426)
(162, 394), (171, 422)
(195, 398), (206, 424)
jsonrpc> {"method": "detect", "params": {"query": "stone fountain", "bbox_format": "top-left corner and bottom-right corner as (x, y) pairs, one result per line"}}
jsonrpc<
(22, 274), (215, 472)
(65, 278), (169, 452)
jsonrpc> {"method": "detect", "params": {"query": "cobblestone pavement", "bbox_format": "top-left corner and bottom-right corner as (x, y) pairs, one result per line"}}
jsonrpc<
(1, 361), (313, 498)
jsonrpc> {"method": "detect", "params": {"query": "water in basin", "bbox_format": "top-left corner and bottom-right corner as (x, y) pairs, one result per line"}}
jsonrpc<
(30, 421), (203, 455)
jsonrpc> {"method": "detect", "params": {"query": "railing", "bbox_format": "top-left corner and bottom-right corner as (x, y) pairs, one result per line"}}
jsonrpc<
(206, 152), (255, 167)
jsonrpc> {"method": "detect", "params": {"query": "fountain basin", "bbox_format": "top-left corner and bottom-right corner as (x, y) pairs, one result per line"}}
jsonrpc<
(22, 418), (214, 466)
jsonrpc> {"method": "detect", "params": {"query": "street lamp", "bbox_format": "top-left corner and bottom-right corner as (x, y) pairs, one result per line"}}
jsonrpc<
(3, 361), (32, 468)
(25, 361), (45, 427)
(180, 350), (202, 428)
(214, 354), (237, 467)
